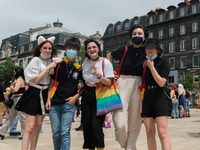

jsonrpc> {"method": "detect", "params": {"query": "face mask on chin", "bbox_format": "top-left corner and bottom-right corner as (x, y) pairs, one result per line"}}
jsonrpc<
(146, 54), (157, 60)
(132, 36), (144, 45)
(40, 53), (51, 59)
(66, 49), (77, 59)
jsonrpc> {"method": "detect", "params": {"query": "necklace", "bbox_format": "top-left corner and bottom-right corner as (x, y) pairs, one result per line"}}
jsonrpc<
(132, 48), (141, 56)
(63, 56), (82, 70)
(90, 56), (99, 61)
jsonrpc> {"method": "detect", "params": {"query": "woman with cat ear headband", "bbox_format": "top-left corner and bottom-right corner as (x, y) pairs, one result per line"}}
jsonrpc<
(15, 36), (57, 150)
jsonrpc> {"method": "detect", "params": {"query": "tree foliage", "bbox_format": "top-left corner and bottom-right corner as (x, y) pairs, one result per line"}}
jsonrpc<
(77, 46), (86, 65)
(180, 70), (196, 91)
(0, 57), (18, 87)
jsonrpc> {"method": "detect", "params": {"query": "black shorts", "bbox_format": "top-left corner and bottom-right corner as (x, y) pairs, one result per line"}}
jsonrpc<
(15, 86), (48, 116)
(142, 87), (172, 119)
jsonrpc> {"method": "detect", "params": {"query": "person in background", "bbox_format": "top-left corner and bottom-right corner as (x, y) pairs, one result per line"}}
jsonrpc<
(102, 112), (112, 128)
(170, 85), (179, 119)
(183, 85), (191, 117)
(0, 78), (7, 126)
(194, 89), (199, 111)
(141, 38), (171, 150)
(0, 67), (26, 140)
(178, 84), (185, 118)
(107, 24), (148, 150)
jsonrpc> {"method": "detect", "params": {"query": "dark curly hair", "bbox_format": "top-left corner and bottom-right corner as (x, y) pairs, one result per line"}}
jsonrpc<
(33, 40), (57, 57)
(64, 36), (81, 50)
(84, 39), (102, 59)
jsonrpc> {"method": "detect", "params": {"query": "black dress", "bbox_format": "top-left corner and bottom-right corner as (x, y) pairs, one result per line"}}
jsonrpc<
(142, 57), (172, 119)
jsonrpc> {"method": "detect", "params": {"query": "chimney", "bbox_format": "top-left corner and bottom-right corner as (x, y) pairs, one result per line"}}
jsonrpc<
(184, 0), (190, 4)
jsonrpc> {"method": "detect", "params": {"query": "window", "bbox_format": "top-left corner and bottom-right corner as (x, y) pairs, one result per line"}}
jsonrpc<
(29, 44), (33, 51)
(180, 40), (186, 51)
(125, 22), (129, 31)
(180, 72), (185, 82)
(193, 73), (199, 82)
(193, 54), (199, 67)
(160, 44), (164, 52)
(20, 46), (24, 53)
(180, 25), (186, 35)
(192, 5), (197, 14)
(134, 20), (138, 25)
(116, 24), (121, 33)
(192, 38), (199, 49)
(159, 14), (163, 22)
(169, 57), (175, 69)
(158, 30), (164, 39)
(169, 42), (175, 53)
(180, 7), (185, 16)
(19, 60), (23, 68)
(27, 57), (32, 64)
(149, 32), (153, 38)
(168, 76), (174, 83)
(180, 56), (186, 68)
(192, 22), (198, 32)
(169, 27), (174, 37)
(149, 16), (153, 25)
(169, 11), (174, 19)
(109, 26), (112, 35)
(5, 50), (8, 55)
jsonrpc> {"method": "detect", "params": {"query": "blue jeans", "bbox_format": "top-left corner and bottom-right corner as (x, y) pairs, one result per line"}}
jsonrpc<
(49, 102), (75, 150)
(172, 99), (179, 117)
(184, 98), (190, 113)
(10, 116), (19, 132)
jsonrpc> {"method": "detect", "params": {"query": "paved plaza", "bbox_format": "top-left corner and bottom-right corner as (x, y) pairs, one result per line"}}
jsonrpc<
(1, 109), (200, 150)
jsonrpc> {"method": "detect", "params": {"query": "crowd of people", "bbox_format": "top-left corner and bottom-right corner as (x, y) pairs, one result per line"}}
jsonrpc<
(0, 24), (199, 150)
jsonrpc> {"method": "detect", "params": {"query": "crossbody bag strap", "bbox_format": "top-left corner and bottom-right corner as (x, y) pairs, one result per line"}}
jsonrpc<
(55, 64), (60, 81)
(101, 58), (105, 77)
(118, 46), (128, 73)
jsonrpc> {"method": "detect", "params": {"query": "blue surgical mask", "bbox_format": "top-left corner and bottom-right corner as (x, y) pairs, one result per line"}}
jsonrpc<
(146, 54), (157, 60)
(66, 49), (77, 59)
(40, 53), (51, 59)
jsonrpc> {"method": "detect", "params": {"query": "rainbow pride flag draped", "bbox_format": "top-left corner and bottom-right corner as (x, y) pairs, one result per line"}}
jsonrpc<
(96, 79), (123, 116)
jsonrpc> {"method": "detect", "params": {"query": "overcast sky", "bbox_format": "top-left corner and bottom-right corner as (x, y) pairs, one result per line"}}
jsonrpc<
(0, 0), (184, 44)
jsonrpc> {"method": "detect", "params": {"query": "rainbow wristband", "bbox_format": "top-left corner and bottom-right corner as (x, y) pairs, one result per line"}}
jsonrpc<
(97, 74), (102, 79)
(79, 80), (84, 83)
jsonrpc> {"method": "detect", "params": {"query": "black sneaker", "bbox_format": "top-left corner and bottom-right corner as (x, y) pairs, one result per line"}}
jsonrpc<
(75, 125), (83, 131)
(9, 132), (21, 136)
(0, 134), (5, 140)
(171, 116), (174, 119)
(19, 136), (23, 140)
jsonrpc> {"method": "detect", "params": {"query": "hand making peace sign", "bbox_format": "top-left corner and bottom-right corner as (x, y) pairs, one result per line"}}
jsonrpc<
(92, 64), (101, 78)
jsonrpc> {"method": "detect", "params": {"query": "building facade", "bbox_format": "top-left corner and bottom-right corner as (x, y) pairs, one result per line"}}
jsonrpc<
(102, 0), (200, 85)
(0, 20), (103, 69)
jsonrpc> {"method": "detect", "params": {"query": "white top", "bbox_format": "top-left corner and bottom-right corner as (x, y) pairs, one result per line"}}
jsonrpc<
(82, 58), (114, 85)
(24, 57), (54, 84)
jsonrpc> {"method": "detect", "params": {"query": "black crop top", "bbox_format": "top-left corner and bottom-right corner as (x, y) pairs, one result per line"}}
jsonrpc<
(14, 87), (25, 94)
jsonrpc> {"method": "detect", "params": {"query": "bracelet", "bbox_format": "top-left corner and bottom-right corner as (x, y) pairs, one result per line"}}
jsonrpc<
(79, 80), (84, 83)
(97, 74), (103, 80)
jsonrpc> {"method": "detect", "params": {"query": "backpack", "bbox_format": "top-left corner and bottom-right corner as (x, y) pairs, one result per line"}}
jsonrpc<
(185, 90), (190, 98)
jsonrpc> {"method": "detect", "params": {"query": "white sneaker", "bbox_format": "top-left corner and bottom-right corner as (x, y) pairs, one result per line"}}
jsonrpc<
(197, 109), (200, 112)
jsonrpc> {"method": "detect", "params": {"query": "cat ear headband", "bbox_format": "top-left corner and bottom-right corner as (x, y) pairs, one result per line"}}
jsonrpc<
(38, 36), (55, 46)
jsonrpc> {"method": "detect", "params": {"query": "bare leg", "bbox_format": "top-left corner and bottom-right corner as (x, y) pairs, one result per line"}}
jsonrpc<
(156, 116), (171, 150)
(144, 118), (157, 150)
(22, 114), (36, 150)
(30, 115), (44, 150)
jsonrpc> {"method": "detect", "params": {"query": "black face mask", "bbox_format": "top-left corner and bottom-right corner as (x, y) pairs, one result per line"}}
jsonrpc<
(132, 36), (143, 45)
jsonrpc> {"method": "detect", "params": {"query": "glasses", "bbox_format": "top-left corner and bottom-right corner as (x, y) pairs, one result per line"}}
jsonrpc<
(145, 46), (156, 50)
(87, 46), (97, 50)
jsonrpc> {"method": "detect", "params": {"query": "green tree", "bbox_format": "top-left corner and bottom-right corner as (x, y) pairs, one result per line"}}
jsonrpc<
(77, 46), (86, 65)
(0, 57), (18, 86)
(181, 70), (196, 91)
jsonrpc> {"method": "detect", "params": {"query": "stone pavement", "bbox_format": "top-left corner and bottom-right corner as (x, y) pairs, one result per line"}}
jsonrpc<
(1, 109), (200, 150)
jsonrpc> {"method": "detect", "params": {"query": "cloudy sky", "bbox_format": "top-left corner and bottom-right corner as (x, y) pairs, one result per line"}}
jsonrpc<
(0, 0), (183, 44)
